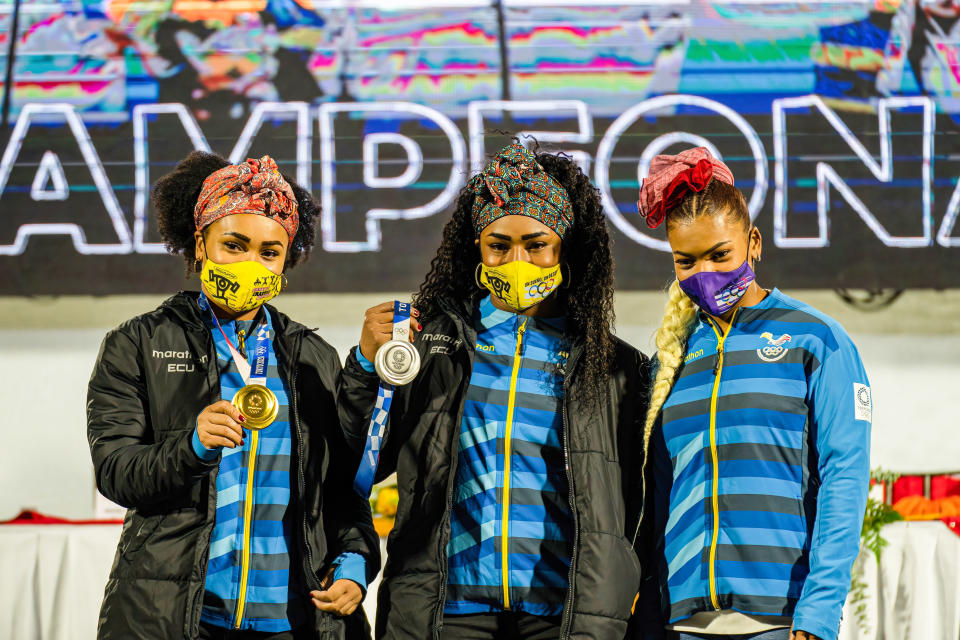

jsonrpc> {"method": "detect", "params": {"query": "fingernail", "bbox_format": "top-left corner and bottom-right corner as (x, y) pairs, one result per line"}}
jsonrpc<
(418, 323), (423, 330)
(238, 414), (246, 422)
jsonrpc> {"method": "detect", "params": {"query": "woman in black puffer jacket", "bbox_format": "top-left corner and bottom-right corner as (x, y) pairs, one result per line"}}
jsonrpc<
(340, 143), (653, 640)
(87, 151), (378, 640)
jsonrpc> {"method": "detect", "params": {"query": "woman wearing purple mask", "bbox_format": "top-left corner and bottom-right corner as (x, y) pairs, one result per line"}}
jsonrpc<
(633, 148), (871, 640)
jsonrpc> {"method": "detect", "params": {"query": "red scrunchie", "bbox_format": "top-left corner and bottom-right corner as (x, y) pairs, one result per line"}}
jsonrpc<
(636, 147), (734, 229)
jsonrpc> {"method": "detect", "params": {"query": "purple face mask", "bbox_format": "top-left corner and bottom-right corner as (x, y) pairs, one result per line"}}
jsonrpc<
(679, 259), (756, 316)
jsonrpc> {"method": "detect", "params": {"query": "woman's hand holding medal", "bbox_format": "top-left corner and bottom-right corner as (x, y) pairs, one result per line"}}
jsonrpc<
(359, 301), (421, 363)
(196, 400), (246, 449)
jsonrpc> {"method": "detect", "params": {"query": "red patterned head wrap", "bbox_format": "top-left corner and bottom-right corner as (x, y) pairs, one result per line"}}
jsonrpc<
(194, 155), (299, 243)
(636, 147), (734, 229)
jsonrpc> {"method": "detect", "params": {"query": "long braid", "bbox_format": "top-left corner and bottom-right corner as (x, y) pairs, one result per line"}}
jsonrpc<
(633, 155), (749, 540)
(634, 279), (698, 540)
(644, 280), (698, 451)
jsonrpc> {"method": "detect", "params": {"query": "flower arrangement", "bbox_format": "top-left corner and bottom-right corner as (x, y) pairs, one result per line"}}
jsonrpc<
(849, 468), (903, 634)
(369, 483), (399, 538)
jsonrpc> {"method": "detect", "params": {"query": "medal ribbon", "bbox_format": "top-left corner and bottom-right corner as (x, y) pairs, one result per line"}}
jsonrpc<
(353, 301), (411, 497)
(198, 292), (270, 386)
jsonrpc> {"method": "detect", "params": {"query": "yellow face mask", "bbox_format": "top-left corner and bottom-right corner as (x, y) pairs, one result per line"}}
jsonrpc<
(479, 260), (563, 312)
(200, 258), (284, 313)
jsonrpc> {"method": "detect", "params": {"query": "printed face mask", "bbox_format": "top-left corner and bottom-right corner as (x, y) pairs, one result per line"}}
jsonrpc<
(479, 260), (563, 312)
(678, 258), (755, 316)
(200, 258), (283, 313)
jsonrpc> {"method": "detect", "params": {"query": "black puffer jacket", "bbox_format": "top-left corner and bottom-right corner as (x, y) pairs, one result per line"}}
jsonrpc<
(339, 296), (651, 639)
(87, 292), (379, 640)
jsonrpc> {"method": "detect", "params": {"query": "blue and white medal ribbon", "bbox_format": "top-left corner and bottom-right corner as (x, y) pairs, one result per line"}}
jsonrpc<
(198, 293), (278, 429)
(354, 301), (420, 497)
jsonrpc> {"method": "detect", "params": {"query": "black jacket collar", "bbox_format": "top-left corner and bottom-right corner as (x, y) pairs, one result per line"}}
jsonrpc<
(160, 291), (301, 339)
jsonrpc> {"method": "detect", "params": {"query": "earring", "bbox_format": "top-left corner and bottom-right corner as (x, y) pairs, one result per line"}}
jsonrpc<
(475, 263), (484, 289)
(281, 273), (289, 290)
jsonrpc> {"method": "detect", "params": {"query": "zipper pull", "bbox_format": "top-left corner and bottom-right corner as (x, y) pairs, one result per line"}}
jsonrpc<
(237, 328), (246, 352)
(516, 319), (527, 355)
(713, 347), (722, 375)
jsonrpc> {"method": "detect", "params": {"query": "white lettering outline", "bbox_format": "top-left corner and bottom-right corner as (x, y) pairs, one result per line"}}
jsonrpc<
(938, 181), (960, 247)
(363, 132), (423, 188)
(772, 95), (934, 248)
(319, 102), (466, 253)
(30, 151), (69, 201)
(595, 95), (767, 252)
(0, 103), (133, 255)
(132, 101), (311, 253)
(133, 104), (212, 253)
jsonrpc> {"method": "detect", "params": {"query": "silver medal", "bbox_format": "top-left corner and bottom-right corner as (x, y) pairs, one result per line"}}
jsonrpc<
(374, 339), (420, 386)
(373, 302), (421, 386)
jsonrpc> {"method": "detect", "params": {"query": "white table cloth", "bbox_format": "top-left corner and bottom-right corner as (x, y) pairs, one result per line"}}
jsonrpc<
(839, 520), (960, 640)
(0, 524), (386, 640)
(1, 521), (956, 639)
(0, 524), (121, 640)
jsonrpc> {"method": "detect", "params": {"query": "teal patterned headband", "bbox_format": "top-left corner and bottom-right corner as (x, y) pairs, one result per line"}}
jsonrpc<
(468, 143), (574, 239)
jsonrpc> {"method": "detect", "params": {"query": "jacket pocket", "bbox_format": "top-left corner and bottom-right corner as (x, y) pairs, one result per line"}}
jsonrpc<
(616, 534), (643, 584)
(118, 512), (165, 558)
(576, 530), (643, 621)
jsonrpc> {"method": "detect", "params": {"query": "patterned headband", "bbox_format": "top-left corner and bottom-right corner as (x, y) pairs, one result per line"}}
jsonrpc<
(636, 147), (735, 229)
(194, 155), (299, 243)
(468, 143), (574, 239)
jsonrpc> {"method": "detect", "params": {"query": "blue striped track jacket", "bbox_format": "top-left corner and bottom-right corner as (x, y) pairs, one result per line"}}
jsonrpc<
(650, 288), (871, 640)
(194, 308), (364, 632)
(445, 295), (572, 616)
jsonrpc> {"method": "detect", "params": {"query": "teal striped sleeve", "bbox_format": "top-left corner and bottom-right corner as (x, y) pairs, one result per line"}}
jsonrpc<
(332, 552), (368, 594)
(793, 335), (871, 640)
(191, 426), (220, 461)
(355, 346), (376, 373)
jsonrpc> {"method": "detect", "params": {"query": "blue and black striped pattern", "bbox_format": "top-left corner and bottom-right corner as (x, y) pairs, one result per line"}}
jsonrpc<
(656, 289), (870, 640)
(199, 309), (307, 632)
(445, 295), (572, 617)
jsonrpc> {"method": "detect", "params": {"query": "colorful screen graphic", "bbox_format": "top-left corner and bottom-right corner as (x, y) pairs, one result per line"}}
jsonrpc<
(0, 1), (958, 294)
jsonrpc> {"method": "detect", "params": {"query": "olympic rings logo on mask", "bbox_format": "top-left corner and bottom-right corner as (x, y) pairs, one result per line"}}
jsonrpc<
(526, 277), (557, 298)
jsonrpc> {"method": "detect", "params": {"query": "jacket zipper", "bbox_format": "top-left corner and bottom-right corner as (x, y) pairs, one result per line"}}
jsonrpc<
(179, 299), (304, 636)
(288, 340), (318, 591)
(500, 317), (528, 610)
(558, 370), (578, 639)
(705, 311), (738, 611)
(234, 432), (260, 627)
(431, 307), (475, 639)
(632, 355), (652, 548)
(234, 328), (259, 628)
(190, 330), (221, 637)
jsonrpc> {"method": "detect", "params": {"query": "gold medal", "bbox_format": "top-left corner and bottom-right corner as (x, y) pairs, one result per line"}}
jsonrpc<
(231, 384), (279, 430)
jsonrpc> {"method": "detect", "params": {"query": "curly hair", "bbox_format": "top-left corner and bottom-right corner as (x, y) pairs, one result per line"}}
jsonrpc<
(414, 150), (616, 405)
(152, 150), (320, 275)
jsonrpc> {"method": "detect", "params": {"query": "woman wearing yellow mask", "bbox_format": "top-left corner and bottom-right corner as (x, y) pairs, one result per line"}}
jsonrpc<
(340, 143), (652, 639)
(87, 152), (379, 640)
